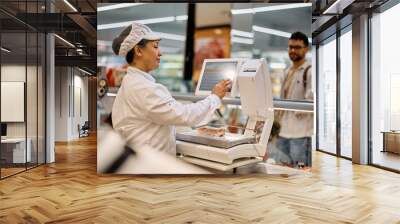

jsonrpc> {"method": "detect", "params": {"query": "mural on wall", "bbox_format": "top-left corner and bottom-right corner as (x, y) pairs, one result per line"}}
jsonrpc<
(97, 3), (313, 174)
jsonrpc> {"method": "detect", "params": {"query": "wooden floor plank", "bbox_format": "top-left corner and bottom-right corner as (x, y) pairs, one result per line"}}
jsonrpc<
(0, 134), (400, 223)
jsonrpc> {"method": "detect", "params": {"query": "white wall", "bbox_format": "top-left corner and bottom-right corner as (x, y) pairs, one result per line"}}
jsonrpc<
(55, 66), (69, 141)
(1, 65), (33, 138)
(1, 65), (25, 142)
(1, 64), (46, 163)
(54, 67), (89, 141)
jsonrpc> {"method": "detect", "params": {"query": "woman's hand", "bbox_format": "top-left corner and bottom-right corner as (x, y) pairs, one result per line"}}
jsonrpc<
(212, 79), (232, 99)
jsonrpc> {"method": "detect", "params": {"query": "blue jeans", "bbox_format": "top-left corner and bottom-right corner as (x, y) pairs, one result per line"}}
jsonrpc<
(276, 136), (312, 167)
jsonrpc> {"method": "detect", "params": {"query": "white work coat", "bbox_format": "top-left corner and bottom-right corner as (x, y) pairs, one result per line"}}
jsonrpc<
(112, 66), (221, 155)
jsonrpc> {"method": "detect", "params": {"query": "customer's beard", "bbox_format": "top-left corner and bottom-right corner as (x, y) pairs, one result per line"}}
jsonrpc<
(289, 54), (303, 62)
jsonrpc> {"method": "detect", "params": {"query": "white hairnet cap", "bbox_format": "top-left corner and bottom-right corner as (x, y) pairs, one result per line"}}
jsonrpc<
(112, 22), (160, 57)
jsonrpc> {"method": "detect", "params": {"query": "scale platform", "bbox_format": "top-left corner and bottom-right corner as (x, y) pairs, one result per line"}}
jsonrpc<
(176, 130), (256, 149)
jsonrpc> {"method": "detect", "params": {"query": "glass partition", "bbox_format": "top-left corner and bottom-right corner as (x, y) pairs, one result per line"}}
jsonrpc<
(1, 30), (28, 177)
(0, 0), (46, 179)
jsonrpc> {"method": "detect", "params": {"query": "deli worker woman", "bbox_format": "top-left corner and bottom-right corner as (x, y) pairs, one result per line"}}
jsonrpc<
(112, 23), (231, 155)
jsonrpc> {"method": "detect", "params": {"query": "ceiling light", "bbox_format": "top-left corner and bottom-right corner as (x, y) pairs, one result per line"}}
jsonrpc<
(54, 34), (75, 48)
(231, 3), (311, 15)
(98, 32), (184, 43)
(231, 8), (254, 15)
(253, 26), (291, 38)
(78, 67), (92, 76)
(153, 32), (185, 41)
(63, 0), (78, 12)
(1, 47), (11, 53)
(98, 15), (187, 30)
(231, 36), (254, 45)
(175, 15), (188, 21)
(231, 29), (254, 38)
(97, 3), (146, 12)
(252, 25), (312, 43)
(97, 40), (112, 46)
(323, 0), (352, 15)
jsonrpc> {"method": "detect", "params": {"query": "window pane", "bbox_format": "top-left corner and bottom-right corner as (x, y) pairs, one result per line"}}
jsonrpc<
(340, 29), (352, 158)
(371, 3), (400, 171)
(318, 37), (337, 154)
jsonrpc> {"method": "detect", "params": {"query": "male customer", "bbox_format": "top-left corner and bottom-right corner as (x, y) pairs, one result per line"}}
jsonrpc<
(276, 32), (313, 168)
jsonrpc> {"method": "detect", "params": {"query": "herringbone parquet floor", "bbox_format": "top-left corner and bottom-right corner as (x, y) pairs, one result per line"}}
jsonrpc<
(1, 134), (400, 223)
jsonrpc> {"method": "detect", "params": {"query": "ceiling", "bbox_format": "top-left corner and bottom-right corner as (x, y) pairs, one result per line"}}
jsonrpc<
(97, 3), (188, 62)
(232, 3), (311, 53)
(311, 0), (390, 43)
(0, 0), (97, 73)
(97, 2), (312, 62)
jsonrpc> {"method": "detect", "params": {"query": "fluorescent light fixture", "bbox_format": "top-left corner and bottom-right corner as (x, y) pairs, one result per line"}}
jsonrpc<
(153, 32), (185, 41)
(231, 3), (311, 15)
(97, 40), (112, 46)
(63, 0), (78, 12)
(98, 15), (187, 30)
(78, 67), (92, 76)
(322, 0), (353, 14)
(231, 8), (254, 15)
(176, 15), (188, 21)
(97, 33), (184, 45)
(253, 25), (312, 43)
(231, 36), (253, 45)
(253, 25), (291, 38)
(231, 29), (254, 38)
(323, 0), (341, 14)
(107, 92), (117, 97)
(54, 34), (75, 48)
(97, 3), (146, 12)
(1, 47), (11, 53)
